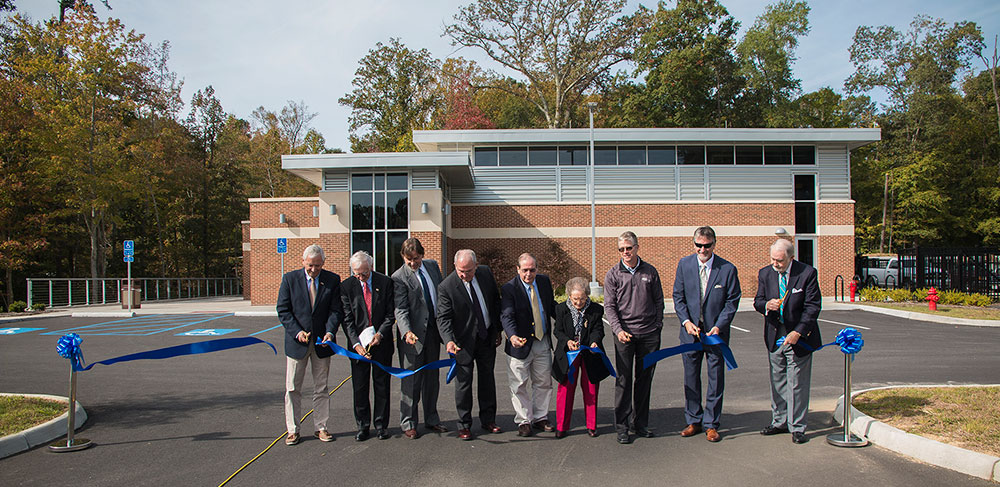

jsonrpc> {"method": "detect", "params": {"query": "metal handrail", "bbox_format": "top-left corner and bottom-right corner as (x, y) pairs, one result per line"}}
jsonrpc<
(26, 277), (243, 308)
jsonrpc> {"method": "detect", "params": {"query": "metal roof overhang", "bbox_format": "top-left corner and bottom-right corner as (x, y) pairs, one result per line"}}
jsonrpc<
(412, 128), (882, 152)
(281, 152), (474, 188)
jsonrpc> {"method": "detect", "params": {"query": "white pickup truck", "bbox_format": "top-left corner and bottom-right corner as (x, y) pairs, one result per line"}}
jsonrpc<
(859, 255), (900, 288)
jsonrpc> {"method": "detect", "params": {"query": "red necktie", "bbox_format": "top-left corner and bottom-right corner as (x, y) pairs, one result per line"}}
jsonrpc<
(363, 280), (372, 325)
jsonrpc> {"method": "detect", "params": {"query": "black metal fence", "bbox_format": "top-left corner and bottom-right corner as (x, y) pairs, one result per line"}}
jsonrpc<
(897, 247), (1000, 299)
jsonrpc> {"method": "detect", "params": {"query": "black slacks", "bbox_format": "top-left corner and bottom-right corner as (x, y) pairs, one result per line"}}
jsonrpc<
(453, 334), (497, 429)
(613, 329), (661, 434)
(350, 341), (393, 430)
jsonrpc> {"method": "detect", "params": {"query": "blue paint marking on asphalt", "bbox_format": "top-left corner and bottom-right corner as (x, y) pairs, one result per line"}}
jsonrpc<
(176, 328), (239, 336)
(249, 324), (282, 336)
(41, 313), (235, 336)
(0, 327), (45, 335)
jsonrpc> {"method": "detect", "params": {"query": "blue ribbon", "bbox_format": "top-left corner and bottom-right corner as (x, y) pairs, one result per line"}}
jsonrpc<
(315, 340), (457, 384)
(56, 333), (276, 372)
(642, 333), (738, 371)
(565, 345), (617, 384)
(775, 327), (865, 355)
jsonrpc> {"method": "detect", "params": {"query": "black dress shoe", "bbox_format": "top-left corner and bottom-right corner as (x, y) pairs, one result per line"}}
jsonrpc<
(482, 422), (502, 434)
(532, 420), (555, 432)
(616, 431), (632, 444)
(376, 428), (390, 440)
(517, 423), (533, 437)
(760, 425), (789, 436)
(554, 430), (566, 439)
(425, 423), (449, 433)
(355, 429), (370, 441)
(634, 428), (655, 438)
(587, 428), (598, 437)
(792, 432), (807, 444)
(457, 428), (473, 440)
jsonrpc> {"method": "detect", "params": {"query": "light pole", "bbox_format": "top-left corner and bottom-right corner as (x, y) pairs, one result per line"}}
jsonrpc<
(587, 102), (602, 297)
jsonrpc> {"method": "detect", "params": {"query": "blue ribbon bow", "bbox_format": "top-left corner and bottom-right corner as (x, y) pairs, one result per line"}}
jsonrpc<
(565, 345), (617, 384)
(642, 333), (738, 371)
(775, 327), (864, 356)
(315, 339), (457, 384)
(56, 333), (276, 372)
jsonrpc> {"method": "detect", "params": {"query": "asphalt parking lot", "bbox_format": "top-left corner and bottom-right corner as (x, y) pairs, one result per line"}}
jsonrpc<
(1, 309), (998, 486)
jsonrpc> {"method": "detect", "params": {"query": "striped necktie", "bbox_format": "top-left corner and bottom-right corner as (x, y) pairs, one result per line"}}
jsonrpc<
(778, 271), (787, 323)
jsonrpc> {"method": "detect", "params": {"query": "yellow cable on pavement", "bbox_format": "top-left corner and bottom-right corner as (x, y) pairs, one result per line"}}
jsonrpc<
(218, 375), (351, 487)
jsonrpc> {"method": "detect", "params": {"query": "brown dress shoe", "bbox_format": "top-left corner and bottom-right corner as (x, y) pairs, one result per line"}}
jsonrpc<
(403, 429), (418, 439)
(680, 424), (702, 437)
(532, 420), (555, 432)
(482, 422), (502, 434)
(315, 430), (334, 442)
(706, 428), (720, 442)
(457, 428), (473, 440)
(425, 423), (449, 433)
(285, 432), (299, 446)
(517, 423), (533, 437)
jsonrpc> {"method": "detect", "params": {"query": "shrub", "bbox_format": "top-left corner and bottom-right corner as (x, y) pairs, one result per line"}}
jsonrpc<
(8, 301), (27, 313)
(31, 303), (46, 311)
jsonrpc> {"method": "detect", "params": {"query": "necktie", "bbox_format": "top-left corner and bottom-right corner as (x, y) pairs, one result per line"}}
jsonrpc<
(530, 284), (544, 339)
(308, 277), (316, 309)
(362, 280), (372, 325)
(418, 269), (435, 324)
(778, 272), (787, 323)
(468, 281), (487, 340)
(699, 263), (709, 305)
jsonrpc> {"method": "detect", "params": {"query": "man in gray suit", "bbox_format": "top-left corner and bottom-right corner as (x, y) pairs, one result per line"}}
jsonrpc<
(391, 238), (448, 439)
(753, 238), (822, 444)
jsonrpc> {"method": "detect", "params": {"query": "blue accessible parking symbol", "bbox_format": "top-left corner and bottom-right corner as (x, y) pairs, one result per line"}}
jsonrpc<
(177, 329), (239, 337)
(0, 327), (45, 335)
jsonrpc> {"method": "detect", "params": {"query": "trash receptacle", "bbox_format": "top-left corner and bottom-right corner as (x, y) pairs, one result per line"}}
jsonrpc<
(121, 286), (141, 309)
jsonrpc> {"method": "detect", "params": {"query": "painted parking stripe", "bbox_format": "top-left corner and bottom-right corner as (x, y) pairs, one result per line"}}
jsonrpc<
(731, 326), (751, 333)
(818, 318), (871, 330)
(250, 324), (282, 336)
(176, 328), (239, 336)
(42, 313), (235, 336)
(0, 327), (45, 335)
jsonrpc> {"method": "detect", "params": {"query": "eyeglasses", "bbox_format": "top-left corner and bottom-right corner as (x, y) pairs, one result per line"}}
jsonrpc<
(694, 242), (715, 249)
(618, 246), (634, 253)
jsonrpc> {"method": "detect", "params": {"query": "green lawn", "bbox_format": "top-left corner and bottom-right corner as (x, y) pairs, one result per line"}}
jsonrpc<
(859, 302), (1000, 321)
(854, 386), (1000, 457)
(0, 395), (67, 436)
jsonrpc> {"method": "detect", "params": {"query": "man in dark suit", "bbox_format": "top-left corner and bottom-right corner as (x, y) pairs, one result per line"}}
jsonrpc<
(340, 251), (395, 441)
(276, 244), (342, 446)
(437, 249), (503, 440)
(672, 226), (741, 443)
(391, 238), (448, 439)
(500, 253), (556, 437)
(753, 238), (822, 444)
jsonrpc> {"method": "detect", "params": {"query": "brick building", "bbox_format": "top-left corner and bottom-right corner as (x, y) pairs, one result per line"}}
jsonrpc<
(242, 128), (880, 305)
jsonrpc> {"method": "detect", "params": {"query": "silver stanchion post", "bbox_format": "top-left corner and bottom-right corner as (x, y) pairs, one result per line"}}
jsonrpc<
(827, 352), (868, 447)
(49, 361), (92, 452)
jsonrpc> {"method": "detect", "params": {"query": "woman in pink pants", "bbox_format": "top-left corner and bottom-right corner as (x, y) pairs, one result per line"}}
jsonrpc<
(551, 277), (610, 438)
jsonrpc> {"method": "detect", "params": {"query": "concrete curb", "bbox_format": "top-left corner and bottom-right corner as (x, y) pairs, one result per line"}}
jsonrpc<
(0, 312), (74, 324)
(835, 385), (1000, 482)
(233, 311), (278, 317)
(823, 301), (1000, 327)
(0, 393), (88, 459)
(70, 311), (136, 318)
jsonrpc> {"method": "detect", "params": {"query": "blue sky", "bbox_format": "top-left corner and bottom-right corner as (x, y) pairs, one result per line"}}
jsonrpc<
(10, 1), (1000, 152)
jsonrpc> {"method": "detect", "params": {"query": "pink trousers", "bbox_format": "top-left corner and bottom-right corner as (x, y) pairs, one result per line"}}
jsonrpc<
(555, 360), (598, 432)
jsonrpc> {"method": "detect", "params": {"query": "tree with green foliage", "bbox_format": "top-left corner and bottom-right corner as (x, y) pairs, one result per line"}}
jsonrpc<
(735, 0), (810, 126)
(445, 0), (642, 128)
(632, 0), (741, 127)
(339, 38), (440, 153)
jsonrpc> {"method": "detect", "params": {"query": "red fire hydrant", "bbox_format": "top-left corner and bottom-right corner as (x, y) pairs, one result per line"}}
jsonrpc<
(927, 287), (939, 311)
(849, 278), (858, 302)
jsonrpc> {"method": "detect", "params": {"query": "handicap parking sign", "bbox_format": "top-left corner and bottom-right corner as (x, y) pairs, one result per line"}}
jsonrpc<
(276, 238), (287, 254)
(123, 240), (134, 256)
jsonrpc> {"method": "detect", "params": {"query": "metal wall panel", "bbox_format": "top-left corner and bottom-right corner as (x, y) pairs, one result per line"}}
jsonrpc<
(411, 169), (439, 189)
(323, 170), (349, 192)
(594, 167), (676, 200)
(678, 166), (706, 200)
(816, 145), (850, 200)
(708, 166), (793, 199)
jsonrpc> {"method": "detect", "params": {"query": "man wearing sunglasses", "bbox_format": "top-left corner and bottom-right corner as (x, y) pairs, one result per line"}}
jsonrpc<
(672, 226), (741, 443)
(604, 231), (664, 444)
